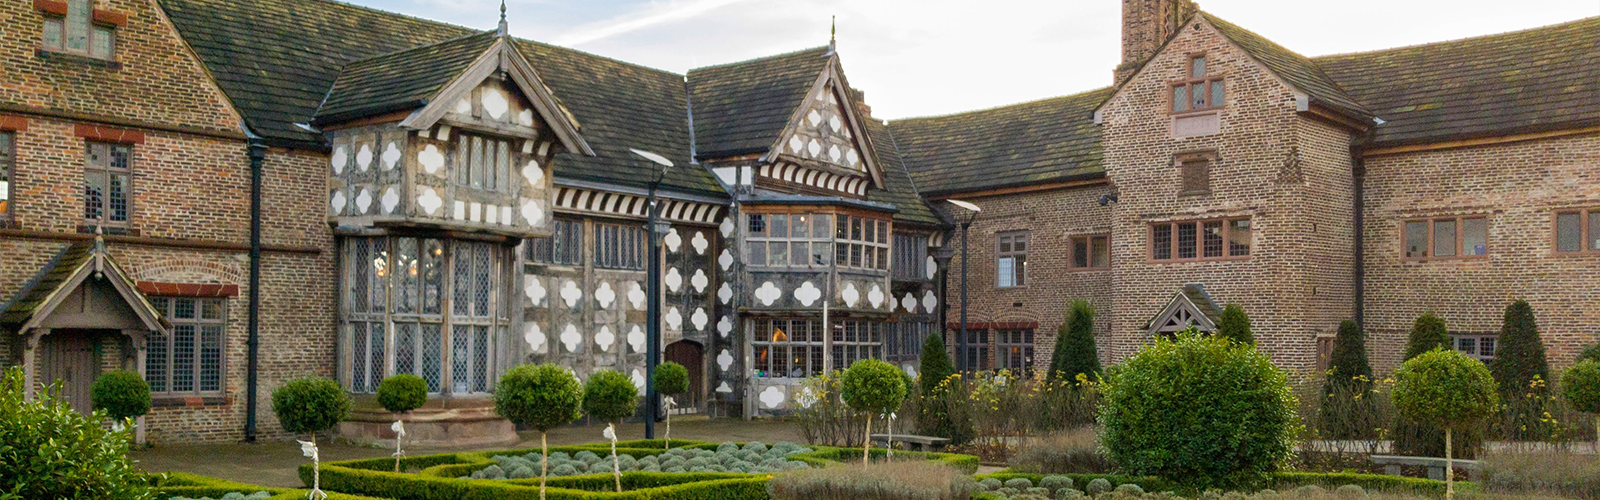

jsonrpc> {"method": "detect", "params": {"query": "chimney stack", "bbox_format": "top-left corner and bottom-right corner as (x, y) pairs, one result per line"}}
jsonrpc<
(1115, 0), (1198, 85)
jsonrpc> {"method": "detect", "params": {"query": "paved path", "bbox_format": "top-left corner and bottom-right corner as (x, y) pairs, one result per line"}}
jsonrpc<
(132, 416), (804, 488)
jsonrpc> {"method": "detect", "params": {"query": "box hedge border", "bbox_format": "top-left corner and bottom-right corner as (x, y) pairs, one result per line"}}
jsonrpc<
(302, 439), (978, 500)
(979, 470), (1469, 497)
(150, 471), (394, 500)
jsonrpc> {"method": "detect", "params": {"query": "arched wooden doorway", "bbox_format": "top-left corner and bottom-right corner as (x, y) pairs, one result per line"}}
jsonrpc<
(663, 339), (704, 413)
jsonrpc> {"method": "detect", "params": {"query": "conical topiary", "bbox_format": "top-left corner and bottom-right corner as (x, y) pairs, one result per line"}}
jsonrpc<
(1216, 304), (1254, 345)
(1490, 299), (1552, 440)
(1404, 312), (1451, 361)
(918, 332), (955, 396)
(1047, 300), (1101, 383)
(1320, 320), (1374, 439)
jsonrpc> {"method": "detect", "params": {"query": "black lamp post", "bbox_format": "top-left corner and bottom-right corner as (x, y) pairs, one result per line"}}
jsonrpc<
(632, 148), (673, 440)
(946, 199), (981, 373)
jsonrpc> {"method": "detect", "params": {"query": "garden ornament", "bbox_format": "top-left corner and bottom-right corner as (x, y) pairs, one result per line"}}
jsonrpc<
(299, 439), (327, 500)
(886, 412), (897, 461)
(662, 395), (676, 449)
(604, 423), (622, 492)
(391, 419), (407, 472)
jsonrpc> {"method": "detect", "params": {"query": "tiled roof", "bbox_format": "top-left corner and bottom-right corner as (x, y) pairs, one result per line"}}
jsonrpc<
(890, 88), (1112, 197)
(315, 31), (498, 125)
(1200, 13), (1372, 122)
(688, 48), (833, 158)
(862, 119), (942, 227)
(159, 0), (727, 199)
(1315, 16), (1600, 148)
(1, 243), (93, 325)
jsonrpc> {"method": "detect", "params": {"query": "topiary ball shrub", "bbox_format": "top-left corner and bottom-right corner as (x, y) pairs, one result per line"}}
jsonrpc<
(842, 359), (909, 417)
(979, 478), (1003, 491)
(271, 375), (349, 436)
(495, 364), (583, 432)
(1559, 360), (1600, 449)
(91, 370), (151, 422)
(1393, 349), (1500, 432)
(655, 362), (690, 397)
(582, 369), (639, 423)
(1098, 331), (1300, 489)
(1005, 478), (1033, 489)
(376, 374), (428, 414)
(1039, 475), (1073, 492)
(1085, 478), (1112, 495)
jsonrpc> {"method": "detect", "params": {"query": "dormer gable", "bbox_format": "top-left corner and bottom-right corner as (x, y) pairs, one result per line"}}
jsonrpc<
(766, 57), (884, 193)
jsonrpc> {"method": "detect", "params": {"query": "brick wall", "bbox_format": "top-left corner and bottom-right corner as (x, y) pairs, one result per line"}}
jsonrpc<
(936, 184), (1116, 370)
(0, 0), (240, 134)
(1361, 133), (1600, 373)
(1098, 16), (1357, 374)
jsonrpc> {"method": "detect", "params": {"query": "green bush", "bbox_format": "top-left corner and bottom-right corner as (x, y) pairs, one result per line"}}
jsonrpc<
(842, 359), (908, 463)
(915, 334), (972, 444)
(1047, 300), (1100, 383)
(1579, 344), (1600, 364)
(1489, 300), (1553, 441)
(1393, 313), (1479, 459)
(655, 362), (690, 397)
(1098, 331), (1300, 489)
(1216, 303), (1255, 345)
(583, 369), (639, 423)
(767, 460), (975, 500)
(1403, 312), (1451, 362)
(1561, 360), (1600, 450)
(91, 369), (151, 421)
(495, 363), (584, 500)
(1320, 320), (1374, 440)
(0, 368), (150, 500)
(150, 472), (391, 500)
(376, 374), (428, 414)
(270, 376), (349, 436)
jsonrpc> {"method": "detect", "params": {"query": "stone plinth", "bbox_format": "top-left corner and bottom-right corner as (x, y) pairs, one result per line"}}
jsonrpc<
(339, 395), (518, 448)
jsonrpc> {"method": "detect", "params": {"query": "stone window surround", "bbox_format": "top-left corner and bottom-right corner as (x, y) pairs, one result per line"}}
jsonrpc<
(35, 0), (125, 62)
(146, 296), (227, 399)
(1170, 52), (1225, 114)
(1068, 233), (1111, 270)
(1148, 217), (1251, 263)
(1552, 208), (1600, 255)
(1401, 215), (1489, 261)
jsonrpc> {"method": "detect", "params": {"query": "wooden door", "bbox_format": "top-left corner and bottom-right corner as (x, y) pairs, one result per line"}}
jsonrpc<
(664, 340), (704, 413)
(42, 331), (100, 415)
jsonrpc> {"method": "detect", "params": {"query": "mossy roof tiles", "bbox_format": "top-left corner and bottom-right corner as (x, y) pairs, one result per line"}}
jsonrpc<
(687, 48), (834, 158)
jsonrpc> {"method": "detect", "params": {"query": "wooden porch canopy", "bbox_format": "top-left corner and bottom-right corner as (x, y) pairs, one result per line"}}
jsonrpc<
(1, 237), (169, 337)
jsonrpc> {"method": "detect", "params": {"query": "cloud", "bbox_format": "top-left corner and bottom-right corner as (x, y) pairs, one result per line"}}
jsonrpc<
(553, 0), (758, 46)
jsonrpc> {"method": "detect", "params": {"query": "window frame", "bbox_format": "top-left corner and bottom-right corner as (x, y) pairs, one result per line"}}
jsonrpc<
(995, 329), (1035, 373)
(750, 318), (824, 379)
(83, 141), (132, 228)
(0, 131), (14, 221)
(959, 330), (992, 371)
(746, 212), (837, 269)
(1450, 334), (1498, 363)
(40, 0), (117, 60)
(1148, 217), (1251, 263)
(453, 132), (513, 193)
(834, 214), (891, 271)
(593, 221), (646, 270)
(996, 231), (1028, 288)
(1552, 209), (1600, 256)
(891, 233), (930, 281)
(1401, 215), (1489, 261)
(1170, 54), (1225, 114)
(526, 218), (583, 266)
(145, 297), (227, 398)
(1069, 233), (1111, 270)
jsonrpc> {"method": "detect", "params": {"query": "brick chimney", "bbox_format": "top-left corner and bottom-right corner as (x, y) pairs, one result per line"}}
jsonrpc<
(849, 88), (872, 118)
(1115, 0), (1199, 85)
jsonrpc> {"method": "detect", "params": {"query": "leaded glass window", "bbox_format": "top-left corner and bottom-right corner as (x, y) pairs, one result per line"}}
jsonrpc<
(0, 132), (13, 219)
(42, 0), (115, 59)
(145, 297), (226, 397)
(84, 142), (131, 227)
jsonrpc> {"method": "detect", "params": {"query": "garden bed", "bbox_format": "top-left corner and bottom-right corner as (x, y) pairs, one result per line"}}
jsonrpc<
(149, 472), (393, 500)
(301, 439), (978, 500)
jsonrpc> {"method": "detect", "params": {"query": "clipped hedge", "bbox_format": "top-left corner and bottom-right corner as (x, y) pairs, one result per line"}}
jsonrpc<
(1270, 471), (1474, 495)
(306, 440), (979, 500)
(151, 472), (393, 500)
(974, 472), (1176, 494)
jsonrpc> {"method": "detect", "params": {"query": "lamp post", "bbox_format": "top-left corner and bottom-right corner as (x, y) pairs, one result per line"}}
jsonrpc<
(946, 199), (981, 374)
(631, 148), (673, 440)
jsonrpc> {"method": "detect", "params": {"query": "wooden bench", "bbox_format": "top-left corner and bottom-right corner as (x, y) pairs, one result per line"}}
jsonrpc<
(870, 433), (950, 452)
(1369, 455), (1483, 483)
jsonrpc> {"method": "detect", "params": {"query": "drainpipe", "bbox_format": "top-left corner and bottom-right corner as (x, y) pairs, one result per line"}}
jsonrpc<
(1351, 158), (1366, 329)
(245, 138), (266, 442)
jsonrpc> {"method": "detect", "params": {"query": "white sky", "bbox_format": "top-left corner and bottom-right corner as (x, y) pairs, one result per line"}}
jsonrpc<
(349, 0), (1599, 119)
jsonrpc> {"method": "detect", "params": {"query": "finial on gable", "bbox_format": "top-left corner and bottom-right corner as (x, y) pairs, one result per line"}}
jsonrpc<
(498, 0), (508, 37)
(827, 15), (836, 55)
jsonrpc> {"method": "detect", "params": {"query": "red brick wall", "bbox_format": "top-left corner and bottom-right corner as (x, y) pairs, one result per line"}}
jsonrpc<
(0, 0), (240, 134)
(1099, 16), (1357, 374)
(1360, 133), (1600, 373)
(937, 184), (1116, 370)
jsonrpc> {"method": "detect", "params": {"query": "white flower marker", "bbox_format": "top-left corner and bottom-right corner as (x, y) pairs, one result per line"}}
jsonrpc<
(300, 439), (327, 500)
(391, 419), (408, 472)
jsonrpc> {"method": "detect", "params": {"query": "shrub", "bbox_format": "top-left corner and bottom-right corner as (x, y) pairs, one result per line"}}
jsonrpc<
(654, 362), (690, 449)
(1402, 313), (1451, 362)
(91, 369), (151, 422)
(1579, 344), (1600, 364)
(841, 359), (908, 463)
(377, 374), (428, 414)
(583, 369), (640, 424)
(1320, 320), (1375, 440)
(1480, 448), (1600, 499)
(0, 368), (150, 500)
(1010, 428), (1110, 474)
(1393, 313), (1477, 459)
(1047, 300), (1101, 383)
(1392, 349), (1498, 498)
(495, 363), (583, 500)
(1098, 331), (1300, 489)
(271, 376), (349, 436)
(1489, 300), (1554, 441)
(1085, 478), (1111, 495)
(1217, 304), (1255, 345)
(1561, 360), (1600, 451)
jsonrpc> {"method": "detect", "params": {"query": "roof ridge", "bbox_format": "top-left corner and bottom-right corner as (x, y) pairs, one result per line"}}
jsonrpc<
(888, 86), (1114, 123)
(289, 0), (482, 36)
(343, 29), (497, 67)
(1313, 15), (1600, 60)
(514, 38), (686, 78)
(687, 46), (830, 73)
